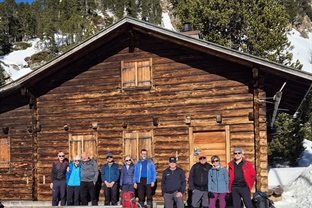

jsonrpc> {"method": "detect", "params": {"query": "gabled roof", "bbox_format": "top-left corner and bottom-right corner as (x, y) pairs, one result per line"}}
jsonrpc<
(1, 16), (311, 114)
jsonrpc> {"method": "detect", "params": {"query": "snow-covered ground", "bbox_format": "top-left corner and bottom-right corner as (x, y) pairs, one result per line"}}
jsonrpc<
(269, 139), (312, 207)
(1, 12), (312, 207)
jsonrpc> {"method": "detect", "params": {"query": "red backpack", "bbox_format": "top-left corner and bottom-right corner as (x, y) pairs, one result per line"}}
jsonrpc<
(122, 191), (138, 208)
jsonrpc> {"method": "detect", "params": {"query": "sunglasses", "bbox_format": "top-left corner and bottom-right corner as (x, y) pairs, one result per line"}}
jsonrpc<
(234, 152), (241, 155)
(107, 156), (112, 159)
(199, 157), (206, 160)
(125, 159), (131, 162)
(58, 155), (65, 157)
(213, 160), (219, 162)
(74, 160), (80, 162)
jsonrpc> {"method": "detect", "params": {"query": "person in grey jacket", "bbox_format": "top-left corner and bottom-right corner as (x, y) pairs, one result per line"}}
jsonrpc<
(161, 157), (186, 208)
(80, 152), (99, 206)
(208, 155), (229, 208)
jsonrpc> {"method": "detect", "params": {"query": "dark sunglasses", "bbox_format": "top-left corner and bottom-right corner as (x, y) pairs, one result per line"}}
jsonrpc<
(125, 159), (131, 162)
(213, 160), (219, 162)
(58, 155), (65, 157)
(234, 152), (241, 155)
(199, 157), (206, 160)
(106, 156), (112, 159)
(74, 160), (80, 162)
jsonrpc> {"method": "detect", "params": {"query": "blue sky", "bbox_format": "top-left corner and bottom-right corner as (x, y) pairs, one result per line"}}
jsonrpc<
(0, 0), (34, 3)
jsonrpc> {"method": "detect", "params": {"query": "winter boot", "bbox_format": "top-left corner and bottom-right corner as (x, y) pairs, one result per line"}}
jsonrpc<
(147, 200), (153, 208)
(139, 201), (145, 208)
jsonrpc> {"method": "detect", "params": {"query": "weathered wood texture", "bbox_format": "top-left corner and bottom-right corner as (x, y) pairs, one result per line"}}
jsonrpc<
(0, 32), (258, 201)
(0, 92), (34, 200)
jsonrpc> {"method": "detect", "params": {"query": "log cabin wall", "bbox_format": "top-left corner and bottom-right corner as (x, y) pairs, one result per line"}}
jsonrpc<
(0, 92), (35, 200)
(0, 31), (257, 201)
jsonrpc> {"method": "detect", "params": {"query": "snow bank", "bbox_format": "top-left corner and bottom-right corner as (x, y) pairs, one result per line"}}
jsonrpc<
(268, 167), (306, 188)
(281, 164), (312, 207)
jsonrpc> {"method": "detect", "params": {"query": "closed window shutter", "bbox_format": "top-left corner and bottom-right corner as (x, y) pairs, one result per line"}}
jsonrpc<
(69, 134), (98, 160)
(137, 59), (152, 87)
(123, 130), (153, 161)
(0, 137), (10, 168)
(124, 132), (138, 161)
(121, 59), (152, 89)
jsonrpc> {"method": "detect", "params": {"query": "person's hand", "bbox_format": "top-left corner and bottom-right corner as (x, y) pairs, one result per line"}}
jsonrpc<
(134, 183), (137, 189)
(151, 182), (155, 187)
(176, 192), (183, 197)
(105, 181), (110, 187)
(50, 183), (53, 189)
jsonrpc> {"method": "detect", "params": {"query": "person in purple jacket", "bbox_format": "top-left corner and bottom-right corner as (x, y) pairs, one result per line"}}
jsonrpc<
(120, 156), (135, 194)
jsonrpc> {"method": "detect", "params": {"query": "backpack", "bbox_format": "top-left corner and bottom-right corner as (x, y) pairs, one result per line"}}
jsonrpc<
(122, 191), (138, 208)
(252, 191), (275, 208)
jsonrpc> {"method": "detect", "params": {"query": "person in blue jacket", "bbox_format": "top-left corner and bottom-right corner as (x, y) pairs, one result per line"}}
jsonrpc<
(208, 155), (229, 208)
(66, 155), (81, 206)
(134, 149), (157, 208)
(120, 155), (135, 194)
(101, 153), (120, 205)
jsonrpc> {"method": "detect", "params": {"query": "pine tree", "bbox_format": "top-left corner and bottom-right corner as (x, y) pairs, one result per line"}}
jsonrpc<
(268, 113), (305, 166)
(172, 0), (301, 68)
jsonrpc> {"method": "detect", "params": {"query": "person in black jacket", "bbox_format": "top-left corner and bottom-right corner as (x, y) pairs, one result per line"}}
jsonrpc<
(188, 152), (212, 208)
(161, 157), (186, 208)
(50, 151), (69, 206)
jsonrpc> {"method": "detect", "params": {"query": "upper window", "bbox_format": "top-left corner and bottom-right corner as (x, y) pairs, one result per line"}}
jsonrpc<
(123, 130), (153, 162)
(69, 134), (98, 161)
(0, 137), (10, 168)
(121, 58), (152, 89)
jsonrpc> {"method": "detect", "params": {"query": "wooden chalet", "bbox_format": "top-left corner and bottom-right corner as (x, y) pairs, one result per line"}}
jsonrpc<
(0, 17), (311, 201)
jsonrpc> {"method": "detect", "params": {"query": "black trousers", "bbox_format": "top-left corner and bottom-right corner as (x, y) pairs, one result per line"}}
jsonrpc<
(52, 180), (66, 206)
(67, 185), (80, 205)
(232, 186), (253, 208)
(104, 183), (119, 205)
(137, 178), (153, 204)
(80, 181), (98, 205)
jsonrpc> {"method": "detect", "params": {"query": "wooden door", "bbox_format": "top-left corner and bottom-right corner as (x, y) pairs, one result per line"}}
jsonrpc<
(190, 126), (230, 168)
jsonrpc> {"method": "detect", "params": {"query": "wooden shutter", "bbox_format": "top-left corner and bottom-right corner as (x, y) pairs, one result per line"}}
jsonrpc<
(69, 134), (98, 160)
(121, 59), (152, 88)
(124, 130), (153, 161)
(0, 137), (10, 168)
(121, 60), (136, 88)
(137, 58), (152, 87)
(124, 132), (138, 161)
(83, 135), (98, 160)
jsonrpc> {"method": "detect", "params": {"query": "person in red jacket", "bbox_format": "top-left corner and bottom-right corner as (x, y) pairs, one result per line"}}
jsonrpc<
(228, 147), (256, 208)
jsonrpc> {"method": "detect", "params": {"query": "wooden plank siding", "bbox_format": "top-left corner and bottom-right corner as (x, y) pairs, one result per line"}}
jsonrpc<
(0, 29), (268, 201)
(0, 92), (35, 200)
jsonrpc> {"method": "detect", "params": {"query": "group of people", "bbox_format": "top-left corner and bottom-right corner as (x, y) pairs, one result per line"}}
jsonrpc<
(50, 147), (256, 208)
(51, 151), (99, 206)
(50, 149), (156, 207)
(162, 147), (256, 208)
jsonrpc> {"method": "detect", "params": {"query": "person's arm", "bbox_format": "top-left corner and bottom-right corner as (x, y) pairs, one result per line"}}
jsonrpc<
(120, 166), (124, 186)
(114, 164), (120, 182)
(208, 169), (212, 192)
(179, 169), (186, 194)
(188, 165), (195, 190)
(93, 161), (99, 184)
(151, 161), (157, 183)
(161, 170), (166, 196)
(50, 162), (55, 189)
(223, 168), (229, 192)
